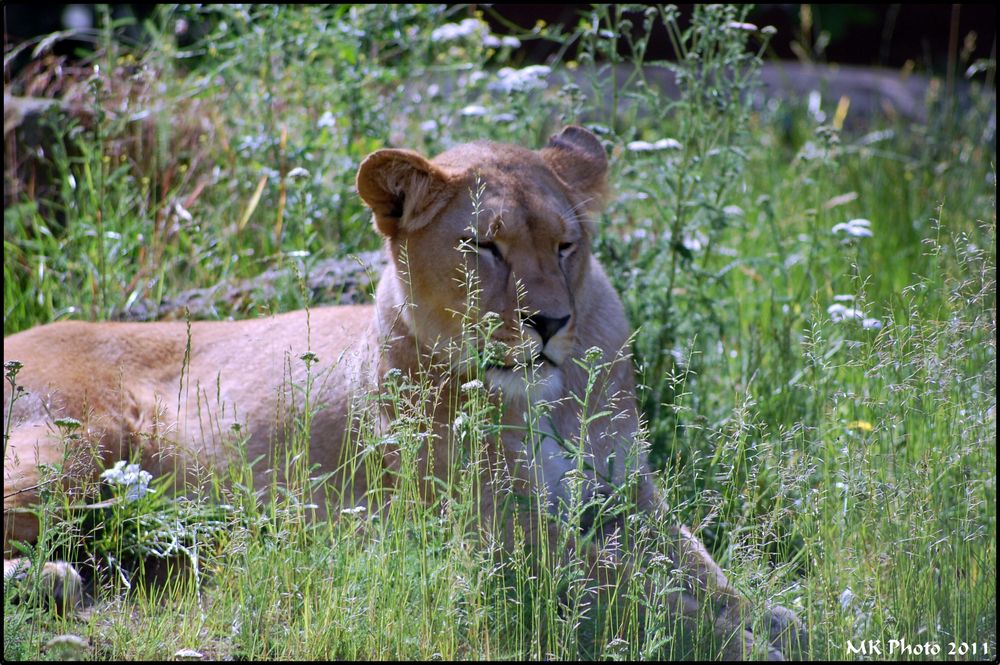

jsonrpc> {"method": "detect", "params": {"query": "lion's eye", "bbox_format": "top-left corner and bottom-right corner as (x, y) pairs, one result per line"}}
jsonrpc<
(459, 237), (504, 261)
(558, 242), (576, 259)
(477, 241), (504, 261)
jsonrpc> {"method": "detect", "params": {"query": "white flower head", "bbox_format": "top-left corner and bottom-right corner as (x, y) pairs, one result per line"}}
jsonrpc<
(430, 18), (489, 44)
(832, 218), (873, 238)
(627, 138), (683, 153)
(173, 202), (193, 223)
(287, 167), (310, 180)
(808, 90), (825, 122)
(318, 110), (336, 130)
(489, 65), (551, 93)
(726, 21), (758, 31)
(827, 304), (865, 322)
(101, 460), (154, 501)
(460, 104), (488, 118)
(461, 379), (485, 392)
(681, 230), (708, 252)
(862, 318), (883, 330)
(483, 34), (520, 49)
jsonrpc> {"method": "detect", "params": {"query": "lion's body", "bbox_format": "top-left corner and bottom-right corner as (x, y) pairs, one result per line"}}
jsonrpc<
(4, 307), (377, 540)
(3, 127), (801, 659)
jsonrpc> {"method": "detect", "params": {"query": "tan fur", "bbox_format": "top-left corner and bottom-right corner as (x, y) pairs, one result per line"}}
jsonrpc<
(3, 127), (801, 659)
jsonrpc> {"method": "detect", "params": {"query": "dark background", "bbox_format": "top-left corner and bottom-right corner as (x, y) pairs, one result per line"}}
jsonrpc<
(481, 4), (996, 72)
(2, 4), (996, 76)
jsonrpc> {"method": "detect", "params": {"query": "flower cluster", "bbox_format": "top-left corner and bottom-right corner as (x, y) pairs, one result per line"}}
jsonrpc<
(827, 300), (883, 330)
(626, 138), (683, 152)
(430, 18), (488, 43)
(489, 65), (551, 93)
(430, 18), (520, 49)
(101, 460), (155, 501)
(832, 218), (873, 239)
(461, 379), (485, 392)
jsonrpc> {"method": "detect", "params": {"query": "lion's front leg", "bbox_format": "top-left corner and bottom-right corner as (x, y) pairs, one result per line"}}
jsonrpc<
(637, 479), (806, 660)
(477, 442), (786, 660)
(4, 421), (93, 613)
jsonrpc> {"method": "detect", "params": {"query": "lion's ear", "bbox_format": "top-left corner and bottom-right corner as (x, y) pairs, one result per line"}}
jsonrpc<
(356, 149), (449, 238)
(540, 126), (608, 212)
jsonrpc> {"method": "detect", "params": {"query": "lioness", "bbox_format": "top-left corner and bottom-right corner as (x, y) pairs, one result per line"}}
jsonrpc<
(4, 126), (800, 659)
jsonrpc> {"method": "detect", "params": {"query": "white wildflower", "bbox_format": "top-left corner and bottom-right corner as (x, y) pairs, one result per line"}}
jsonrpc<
(173, 649), (204, 661)
(286, 167), (310, 179)
(460, 104), (488, 117)
(726, 21), (758, 31)
(419, 120), (438, 133)
(101, 460), (154, 501)
(461, 379), (485, 392)
(489, 65), (551, 93)
(173, 202), (193, 223)
(340, 505), (367, 517)
(831, 218), (873, 238)
(452, 413), (468, 433)
(430, 18), (488, 43)
(862, 318), (883, 330)
(626, 138), (683, 152)
(681, 231), (708, 252)
(461, 71), (488, 87)
(808, 90), (825, 122)
(827, 304), (864, 322)
(483, 34), (520, 49)
(626, 141), (656, 152)
(318, 111), (336, 129)
(839, 587), (855, 610)
(723, 205), (744, 217)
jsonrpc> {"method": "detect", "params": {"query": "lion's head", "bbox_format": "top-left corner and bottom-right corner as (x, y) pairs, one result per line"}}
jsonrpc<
(356, 126), (609, 401)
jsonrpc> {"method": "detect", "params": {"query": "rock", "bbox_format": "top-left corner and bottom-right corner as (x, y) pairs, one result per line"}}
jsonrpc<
(118, 251), (387, 321)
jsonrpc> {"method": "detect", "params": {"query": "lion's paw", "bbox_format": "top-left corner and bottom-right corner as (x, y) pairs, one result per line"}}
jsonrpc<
(4, 558), (83, 613)
(764, 604), (808, 660)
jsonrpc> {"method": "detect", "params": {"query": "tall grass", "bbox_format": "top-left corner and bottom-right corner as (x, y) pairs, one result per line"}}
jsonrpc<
(4, 4), (995, 661)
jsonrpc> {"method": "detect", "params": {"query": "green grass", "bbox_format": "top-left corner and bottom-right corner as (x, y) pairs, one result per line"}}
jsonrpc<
(4, 4), (996, 661)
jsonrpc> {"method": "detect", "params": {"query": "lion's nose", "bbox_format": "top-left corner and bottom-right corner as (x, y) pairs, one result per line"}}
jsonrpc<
(524, 314), (571, 345)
